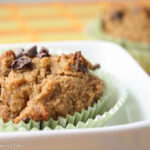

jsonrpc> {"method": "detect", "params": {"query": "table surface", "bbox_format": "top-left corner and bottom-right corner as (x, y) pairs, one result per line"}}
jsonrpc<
(0, 1), (149, 44)
(0, 2), (107, 44)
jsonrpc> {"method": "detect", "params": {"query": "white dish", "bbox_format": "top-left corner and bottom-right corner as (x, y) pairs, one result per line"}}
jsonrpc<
(0, 41), (149, 150)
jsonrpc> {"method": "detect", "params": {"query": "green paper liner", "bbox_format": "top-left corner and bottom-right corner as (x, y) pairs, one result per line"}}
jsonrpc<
(0, 118), (39, 132)
(86, 17), (150, 74)
(0, 70), (127, 131)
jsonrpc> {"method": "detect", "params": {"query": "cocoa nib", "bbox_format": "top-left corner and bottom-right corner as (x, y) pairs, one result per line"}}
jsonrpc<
(39, 47), (49, 54)
(25, 45), (38, 58)
(77, 63), (88, 73)
(37, 47), (50, 58)
(11, 57), (31, 70)
(15, 47), (24, 59)
(75, 51), (88, 73)
(37, 53), (49, 58)
(22, 117), (30, 123)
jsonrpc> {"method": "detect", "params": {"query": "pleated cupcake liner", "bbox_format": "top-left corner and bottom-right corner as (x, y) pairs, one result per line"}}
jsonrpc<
(85, 17), (150, 74)
(0, 69), (127, 132)
(0, 119), (39, 132)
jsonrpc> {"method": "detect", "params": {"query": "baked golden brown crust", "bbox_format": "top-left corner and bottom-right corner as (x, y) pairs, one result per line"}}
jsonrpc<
(0, 48), (105, 124)
(101, 2), (150, 43)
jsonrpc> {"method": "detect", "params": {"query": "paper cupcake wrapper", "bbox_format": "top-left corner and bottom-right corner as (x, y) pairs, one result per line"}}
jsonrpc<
(86, 17), (150, 74)
(0, 119), (39, 132)
(0, 70), (127, 132)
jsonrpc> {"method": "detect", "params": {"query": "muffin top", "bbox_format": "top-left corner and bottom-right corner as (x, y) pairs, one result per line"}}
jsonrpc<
(0, 46), (105, 124)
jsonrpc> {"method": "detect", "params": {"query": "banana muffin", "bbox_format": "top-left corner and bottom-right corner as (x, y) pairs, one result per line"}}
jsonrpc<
(101, 2), (150, 43)
(0, 46), (105, 124)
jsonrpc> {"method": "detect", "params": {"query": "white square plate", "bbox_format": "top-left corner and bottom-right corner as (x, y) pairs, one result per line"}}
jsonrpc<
(0, 41), (150, 150)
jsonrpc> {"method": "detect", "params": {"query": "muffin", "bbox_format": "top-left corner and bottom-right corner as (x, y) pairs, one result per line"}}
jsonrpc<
(102, 2), (150, 43)
(0, 46), (105, 124)
(87, 1), (150, 74)
(0, 46), (127, 131)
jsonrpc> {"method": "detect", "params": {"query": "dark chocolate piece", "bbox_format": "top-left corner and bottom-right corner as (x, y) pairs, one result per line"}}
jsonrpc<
(22, 117), (30, 124)
(37, 53), (49, 58)
(39, 47), (49, 54)
(37, 47), (50, 58)
(15, 48), (24, 59)
(75, 51), (88, 73)
(92, 64), (100, 70)
(77, 63), (87, 73)
(25, 45), (37, 58)
(111, 11), (124, 20)
(11, 57), (31, 70)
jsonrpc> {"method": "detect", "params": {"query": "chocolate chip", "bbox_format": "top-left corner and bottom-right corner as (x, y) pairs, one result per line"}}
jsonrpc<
(11, 57), (31, 70)
(37, 47), (50, 58)
(75, 51), (88, 73)
(39, 47), (49, 54)
(37, 53), (49, 58)
(22, 117), (30, 124)
(77, 63), (87, 73)
(111, 11), (124, 20)
(15, 48), (24, 59)
(25, 45), (37, 57)
(92, 64), (100, 70)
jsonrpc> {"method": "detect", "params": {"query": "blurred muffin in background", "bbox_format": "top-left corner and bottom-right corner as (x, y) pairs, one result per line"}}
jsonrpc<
(87, 1), (150, 74)
(102, 2), (150, 44)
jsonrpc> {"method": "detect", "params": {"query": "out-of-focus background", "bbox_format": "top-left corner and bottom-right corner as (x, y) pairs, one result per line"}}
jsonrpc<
(0, 0), (103, 43)
(0, 0), (139, 43)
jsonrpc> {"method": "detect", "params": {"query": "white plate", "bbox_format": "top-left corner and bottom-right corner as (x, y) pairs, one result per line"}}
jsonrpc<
(0, 41), (149, 150)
